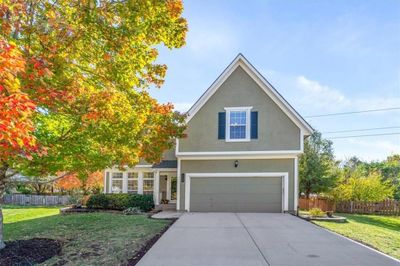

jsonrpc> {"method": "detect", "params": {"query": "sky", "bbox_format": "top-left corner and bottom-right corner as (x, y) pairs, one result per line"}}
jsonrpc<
(150, 0), (400, 162)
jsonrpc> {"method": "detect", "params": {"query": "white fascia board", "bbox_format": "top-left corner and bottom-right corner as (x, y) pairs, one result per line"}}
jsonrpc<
(176, 150), (301, 160)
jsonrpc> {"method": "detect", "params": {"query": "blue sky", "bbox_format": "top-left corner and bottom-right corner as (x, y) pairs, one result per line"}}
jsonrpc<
(150, 0), (400, 161)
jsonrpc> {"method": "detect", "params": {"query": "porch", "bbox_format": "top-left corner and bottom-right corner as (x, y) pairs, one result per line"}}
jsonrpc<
(104, 166), (178, 206)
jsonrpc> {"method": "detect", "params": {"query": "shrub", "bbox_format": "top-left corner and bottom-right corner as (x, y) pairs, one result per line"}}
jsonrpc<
(123, 207), (142, 215)
(86, 193), (154, 212)
(331, 171), (394, 202)
(309, 208), (325, 217)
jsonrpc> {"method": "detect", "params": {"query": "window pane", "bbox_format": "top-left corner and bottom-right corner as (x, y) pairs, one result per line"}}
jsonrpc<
(143, 172), (154, 179)
(128, 172), (138, 179)
(230, 111), (246, 125)
(112, 180), (123, 193)
(230, 125), (246, 139)
(143, 180), (154, 191)
(112, 172), (123, 179)
(127, 179), (138, 192)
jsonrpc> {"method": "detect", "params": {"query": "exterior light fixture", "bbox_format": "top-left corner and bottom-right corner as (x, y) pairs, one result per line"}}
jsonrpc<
(234, 160), (239, 168)
(181, 173), (185, 182)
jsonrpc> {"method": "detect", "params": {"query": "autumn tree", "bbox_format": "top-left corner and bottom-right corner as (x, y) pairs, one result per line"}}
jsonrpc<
(0, 0), (187, 249)
(55, 172), (103, 195)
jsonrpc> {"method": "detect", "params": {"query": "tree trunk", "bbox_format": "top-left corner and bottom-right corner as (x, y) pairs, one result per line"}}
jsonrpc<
(0, 162), (8, 249)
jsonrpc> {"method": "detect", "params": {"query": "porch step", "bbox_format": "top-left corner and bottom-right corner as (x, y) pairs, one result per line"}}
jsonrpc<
(155, 203), (177, 211)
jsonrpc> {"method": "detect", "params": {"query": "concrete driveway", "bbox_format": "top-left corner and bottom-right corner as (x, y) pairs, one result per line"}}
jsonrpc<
(137, 213), (399, 266)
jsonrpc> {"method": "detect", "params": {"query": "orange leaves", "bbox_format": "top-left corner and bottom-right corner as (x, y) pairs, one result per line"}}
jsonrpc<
(0, 39), (38, 160)
(55, 171), (103, 191)
(166, 0), (184, 19)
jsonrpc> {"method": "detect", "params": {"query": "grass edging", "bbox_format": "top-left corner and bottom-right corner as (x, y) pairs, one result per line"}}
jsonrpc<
(127, 218), (177, 266)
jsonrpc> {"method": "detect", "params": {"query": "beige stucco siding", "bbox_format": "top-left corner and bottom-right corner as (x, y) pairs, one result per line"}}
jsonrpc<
(179, 158), (295, 211)
(179, 66), (301, 152)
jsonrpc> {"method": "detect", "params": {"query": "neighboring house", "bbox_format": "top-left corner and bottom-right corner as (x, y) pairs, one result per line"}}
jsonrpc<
(104, 54), (313, 213)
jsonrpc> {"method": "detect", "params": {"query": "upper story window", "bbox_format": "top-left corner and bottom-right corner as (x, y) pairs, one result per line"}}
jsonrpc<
(224, 107), (252, 142)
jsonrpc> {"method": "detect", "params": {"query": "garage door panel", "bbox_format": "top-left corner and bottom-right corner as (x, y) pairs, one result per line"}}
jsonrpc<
(190, 176), (282, 213)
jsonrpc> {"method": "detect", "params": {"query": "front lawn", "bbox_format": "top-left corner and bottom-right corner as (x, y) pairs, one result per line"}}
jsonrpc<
(2, 205), (170, 265)
(313, 213), (400, 260)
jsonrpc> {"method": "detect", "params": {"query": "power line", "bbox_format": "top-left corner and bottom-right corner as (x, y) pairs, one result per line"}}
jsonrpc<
(322, 126), (400, 134)
(305, 107), (400, 118)
(326, 132), (400, 139)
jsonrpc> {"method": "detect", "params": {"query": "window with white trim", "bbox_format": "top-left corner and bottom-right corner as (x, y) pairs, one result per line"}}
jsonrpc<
(225, 107), (252, 142)
(111, 172), (123, 193)
(127, 172), (138, 194)
(143, 172), (154, 195)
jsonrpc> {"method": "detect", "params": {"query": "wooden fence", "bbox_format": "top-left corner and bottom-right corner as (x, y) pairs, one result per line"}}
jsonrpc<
(299, 198), (335, 211)
(335, 200), (399, 216)
(3, 194), (70, 206)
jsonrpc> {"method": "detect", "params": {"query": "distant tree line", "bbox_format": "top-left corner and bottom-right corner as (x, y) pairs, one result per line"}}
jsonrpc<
(299, 132), (398, 201)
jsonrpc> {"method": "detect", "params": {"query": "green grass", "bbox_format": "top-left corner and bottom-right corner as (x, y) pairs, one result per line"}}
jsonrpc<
(313, 213), (400, 259)
(2, 205), (61, 223)
(2, 205), (170, 265)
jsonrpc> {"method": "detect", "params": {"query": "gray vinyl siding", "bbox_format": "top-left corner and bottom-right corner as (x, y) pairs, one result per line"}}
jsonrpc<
(179, 158), (295, 211)
(179, 66), (301, 152)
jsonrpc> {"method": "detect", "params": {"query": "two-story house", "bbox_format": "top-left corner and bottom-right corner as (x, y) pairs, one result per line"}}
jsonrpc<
(104, 54), (313, 213)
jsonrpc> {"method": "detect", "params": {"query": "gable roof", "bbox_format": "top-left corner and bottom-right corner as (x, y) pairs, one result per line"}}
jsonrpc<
(186, 54), (314, 135)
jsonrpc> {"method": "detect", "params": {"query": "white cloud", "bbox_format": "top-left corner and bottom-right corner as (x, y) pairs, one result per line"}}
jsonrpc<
(295, 76), (351, 110)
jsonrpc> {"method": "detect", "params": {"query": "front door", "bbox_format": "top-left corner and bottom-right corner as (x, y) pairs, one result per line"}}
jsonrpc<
(170, 176), (177, 201)
(159, 175), (168, 201)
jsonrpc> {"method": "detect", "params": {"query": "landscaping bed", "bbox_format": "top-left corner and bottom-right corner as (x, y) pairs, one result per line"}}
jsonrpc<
(0, 238), (61, 265)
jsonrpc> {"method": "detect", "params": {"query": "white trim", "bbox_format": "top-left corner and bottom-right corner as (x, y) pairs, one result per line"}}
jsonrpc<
(176, 150), (301, 160)
(176, 158), (181, 210)
(134, 165), (153, 168)
(166, 175), (172, 201)
(138, 171), (143, 194)
(103, 172), (107, 193)
(108, 172), (112, 193)
(151, 168), (177, 172)
(185, 54), (313, 135)
(300, 130), (304, 152)
(224, 106), (252, 142)
(294, 157), (299, 213)
(122, 172), (128, 193)
(154, 170), (160, 204)
(177, 150), (301, 156)
(177, 154), (299, 160)
(184, 172), (289, 212)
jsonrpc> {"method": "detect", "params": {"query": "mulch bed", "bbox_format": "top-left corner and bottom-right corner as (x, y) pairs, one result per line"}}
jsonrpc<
(0, 238), (62, 266)
(127, 219), (176, 266)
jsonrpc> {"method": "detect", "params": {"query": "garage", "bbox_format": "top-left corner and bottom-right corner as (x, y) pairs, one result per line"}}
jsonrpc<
(187, 175), (284, 213)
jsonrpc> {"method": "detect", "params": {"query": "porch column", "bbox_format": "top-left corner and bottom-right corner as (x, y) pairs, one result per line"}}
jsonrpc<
(103, 171), (107, 193)
(138, 171), (143, 194)
(166, 175), (171, 200)
(154, 170), (160, 205)
(122, 171), (128, 193)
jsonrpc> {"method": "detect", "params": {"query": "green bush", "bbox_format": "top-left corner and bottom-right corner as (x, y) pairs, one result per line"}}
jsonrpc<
(86, 193), (154, 212)
(309, 208), (325, 217)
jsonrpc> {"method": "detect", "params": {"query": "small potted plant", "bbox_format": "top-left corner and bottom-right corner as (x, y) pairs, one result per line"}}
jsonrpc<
(160, 199), (169, 204)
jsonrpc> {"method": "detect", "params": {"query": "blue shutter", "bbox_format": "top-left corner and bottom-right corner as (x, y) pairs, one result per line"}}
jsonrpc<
(218, 112), (226, 139)
(251, 111), (258, 139)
